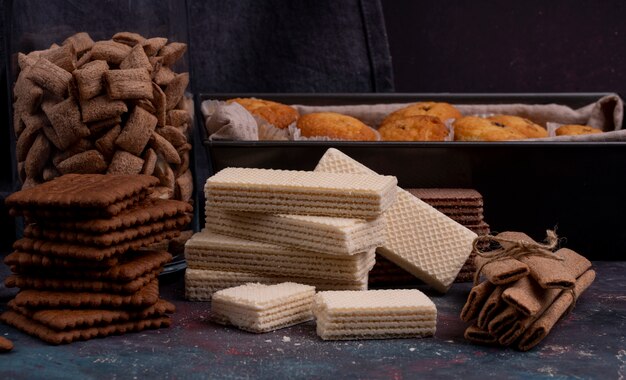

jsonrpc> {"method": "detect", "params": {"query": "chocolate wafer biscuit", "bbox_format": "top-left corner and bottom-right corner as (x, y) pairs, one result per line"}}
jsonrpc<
(0, 336), (13, 352)
(8, 299), (175, 330)
(460, 280), (495, 322)
(6, 174), (159, 217)
(12, 280), (159, 309)
(13, 229), (181, 260)
(408, 188), (484, 208)
(37, 198), (192, 233)
(10, 251), (171, 281)
(6, 269), (159, 294)
(5, 251), (119, 269)
(0, 310), (170, 345)
(24, 213), (191, 246)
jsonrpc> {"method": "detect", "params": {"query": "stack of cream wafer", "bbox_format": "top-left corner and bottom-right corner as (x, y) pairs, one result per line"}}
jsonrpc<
(460, 231), (595, 351)
(185, 167), (397, 300)
(1, 174), (191, 344)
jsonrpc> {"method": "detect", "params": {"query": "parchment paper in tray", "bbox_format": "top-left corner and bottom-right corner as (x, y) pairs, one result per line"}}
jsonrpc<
(202, 94), (625, 141)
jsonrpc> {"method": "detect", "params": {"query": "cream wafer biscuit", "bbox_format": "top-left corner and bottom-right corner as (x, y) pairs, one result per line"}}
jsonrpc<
(313, 289), (437, 340)
(211, 282), (315, 333)
(315, 148), (476, 292)
(205, 167), (397, 219)
(185, 230), (375, 280)
(0, 310), (170, 345)
(204, 209), (385, 256)
(185, 269), (367, 301)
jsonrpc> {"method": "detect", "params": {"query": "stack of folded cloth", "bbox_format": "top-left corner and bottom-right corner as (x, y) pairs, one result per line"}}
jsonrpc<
(185, 167), (396, 300)
(1, 174), (192, 344)
(407, 188), (490, 283)
(313, 289), (437, 340)
(460, 231), (595, 351)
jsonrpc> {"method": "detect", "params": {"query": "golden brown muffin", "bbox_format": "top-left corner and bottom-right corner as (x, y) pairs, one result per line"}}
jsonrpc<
(382, 102), (462, 126)
(227, 97), (299, 129)
(454, 116), (527, 141)
(487, 115), (548, 138)
(555, 124), (603, 136)
(378, 115), (448, 141)
(296, 112), (378, 141)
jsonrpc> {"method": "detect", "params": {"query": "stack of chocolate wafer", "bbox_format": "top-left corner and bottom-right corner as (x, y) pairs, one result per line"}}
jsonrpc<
(409, 188), (489, 282)
(460, 231), (595, 351)
(185, 167), (395, 300)
(1, 174), (192, 344)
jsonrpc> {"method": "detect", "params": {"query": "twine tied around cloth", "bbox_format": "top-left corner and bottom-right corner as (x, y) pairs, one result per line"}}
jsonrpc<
(472, 230), (562, 285)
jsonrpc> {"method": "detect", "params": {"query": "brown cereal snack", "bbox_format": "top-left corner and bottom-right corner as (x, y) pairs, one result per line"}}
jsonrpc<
(297, 112), (377, 141)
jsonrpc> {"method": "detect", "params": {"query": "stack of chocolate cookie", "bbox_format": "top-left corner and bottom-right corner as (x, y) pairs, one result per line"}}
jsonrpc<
(460, 231), (595, 351)
(408, 188), (489, 282)
(1, 174), (192, 344)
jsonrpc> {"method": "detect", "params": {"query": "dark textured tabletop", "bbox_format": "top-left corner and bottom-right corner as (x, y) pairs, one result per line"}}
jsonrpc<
(0, 261), (624, 380)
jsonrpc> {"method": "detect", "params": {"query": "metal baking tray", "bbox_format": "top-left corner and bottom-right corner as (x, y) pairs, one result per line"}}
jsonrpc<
(196, 93), (626, 260)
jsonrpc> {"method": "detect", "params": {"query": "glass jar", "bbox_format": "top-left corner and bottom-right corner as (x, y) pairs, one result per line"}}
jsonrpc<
(5, 0), (193, 274)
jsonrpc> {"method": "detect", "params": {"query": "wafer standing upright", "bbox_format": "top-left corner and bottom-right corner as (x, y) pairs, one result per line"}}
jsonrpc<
(407, 188), (491, 282)
(314, 148), (476, 292)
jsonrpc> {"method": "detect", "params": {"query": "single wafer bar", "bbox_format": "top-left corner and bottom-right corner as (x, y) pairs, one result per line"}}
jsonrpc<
(211, 283), (316, 333)
(185, 269), (367, 301)
(185, 230), (375, 281)
(313, 289), (437, 340)
(205, 167), (397, 219)
(408, 188), (484, 207)
(204, 209), (385, 256)
(315, 148), (476, 292)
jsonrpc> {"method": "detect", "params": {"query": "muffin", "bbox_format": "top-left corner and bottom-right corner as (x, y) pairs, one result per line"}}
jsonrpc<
(555, 124), (603, 136)
(454, 116), (527, 141)
(487, 115), (548, 138)
(379, 115), (448, 141)
(296, 112), (378, 141)
(227, 98), (299, 129)
(382, 102), (462, 126)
